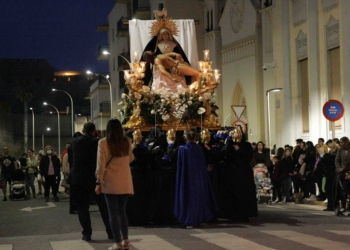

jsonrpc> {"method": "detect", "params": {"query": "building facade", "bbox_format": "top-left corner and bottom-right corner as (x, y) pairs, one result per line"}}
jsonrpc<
(99, 0), (349, 147)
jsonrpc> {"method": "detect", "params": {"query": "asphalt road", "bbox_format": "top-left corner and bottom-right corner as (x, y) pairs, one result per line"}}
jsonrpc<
(1, 189), (350, 250)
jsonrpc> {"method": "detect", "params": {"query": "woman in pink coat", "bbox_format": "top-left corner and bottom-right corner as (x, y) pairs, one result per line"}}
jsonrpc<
(95, 119), (134, 250)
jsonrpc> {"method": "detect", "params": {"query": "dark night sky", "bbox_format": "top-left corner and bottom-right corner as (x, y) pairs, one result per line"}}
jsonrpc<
(0, 0), (116, 72)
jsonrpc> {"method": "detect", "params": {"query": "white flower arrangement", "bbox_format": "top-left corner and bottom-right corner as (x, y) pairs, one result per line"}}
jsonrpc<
(162, 114), (170, 121)
(203, 92), (211, 100)
(198, 107), (206, 115)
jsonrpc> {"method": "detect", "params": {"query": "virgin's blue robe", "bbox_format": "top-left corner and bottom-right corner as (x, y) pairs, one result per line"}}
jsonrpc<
(173, 142), (218, 225)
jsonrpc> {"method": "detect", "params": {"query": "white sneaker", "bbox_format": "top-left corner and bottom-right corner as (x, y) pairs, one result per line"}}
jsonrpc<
(323, 199), (328, 203)
(272, 199), (279, 204)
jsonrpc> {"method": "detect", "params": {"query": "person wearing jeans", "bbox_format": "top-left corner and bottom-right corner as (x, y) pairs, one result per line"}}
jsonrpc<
(95, 119), (134, 250)
(25, 149), (38, 199)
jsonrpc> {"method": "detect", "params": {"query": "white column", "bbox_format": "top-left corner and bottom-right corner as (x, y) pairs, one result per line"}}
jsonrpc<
(307, 0), (321, 142)
(340, 0), (350, 135)
(271, 0), (295, 145)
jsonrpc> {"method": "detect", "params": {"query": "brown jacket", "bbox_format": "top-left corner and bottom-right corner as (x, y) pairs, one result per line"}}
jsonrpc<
(335, 148), (350, 173)
(96, 138), (134, 195)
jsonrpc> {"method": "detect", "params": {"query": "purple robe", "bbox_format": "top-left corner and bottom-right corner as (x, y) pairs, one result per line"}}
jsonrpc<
(173, 142), (218, 225)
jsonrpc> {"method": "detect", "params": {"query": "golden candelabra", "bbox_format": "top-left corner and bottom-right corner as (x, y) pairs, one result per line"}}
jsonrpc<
(198, 50), (221, 90)
(123, 51), (146, 91)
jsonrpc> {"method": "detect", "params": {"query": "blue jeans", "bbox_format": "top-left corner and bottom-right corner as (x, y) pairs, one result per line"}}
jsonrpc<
(25, 173), (36, 196)
(282, 177), (292, 201)
(104, 194), (129, 243)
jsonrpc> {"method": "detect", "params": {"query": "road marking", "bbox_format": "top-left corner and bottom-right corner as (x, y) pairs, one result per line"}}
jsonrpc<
(261, 230), (350, 250)
(129, 235), (182, 250)
(0, 245), (12, 250)
(265, 205), (287, 209)
(21, 202), (56, 212)
(328, 230), (350, 236)
(50, 240), (94, 250)
(191, 233), (275, 250)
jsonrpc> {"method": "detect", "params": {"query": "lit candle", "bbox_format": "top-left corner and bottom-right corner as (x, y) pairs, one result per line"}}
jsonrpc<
(134, 51), (138, 62)
(140, 62), (146, 72)
(203, 69), (208, 77)
(203, 50), (209, 61)
(214, 69), (220, 75)
(215, 74), (221, 82)
(199, 61), (203, 70)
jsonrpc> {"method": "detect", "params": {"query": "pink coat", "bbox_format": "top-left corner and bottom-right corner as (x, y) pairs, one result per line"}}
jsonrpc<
(96, 138), (134, 195)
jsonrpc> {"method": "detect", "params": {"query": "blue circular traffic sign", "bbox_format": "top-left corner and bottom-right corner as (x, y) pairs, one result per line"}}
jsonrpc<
(322, 100), (344, 122)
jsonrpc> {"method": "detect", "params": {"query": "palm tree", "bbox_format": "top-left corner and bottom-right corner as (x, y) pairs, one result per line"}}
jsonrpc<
(14, 79), (34, 152)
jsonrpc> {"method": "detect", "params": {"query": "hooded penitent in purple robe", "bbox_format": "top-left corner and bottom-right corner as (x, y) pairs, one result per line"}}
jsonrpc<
(173, 142), (218, 225)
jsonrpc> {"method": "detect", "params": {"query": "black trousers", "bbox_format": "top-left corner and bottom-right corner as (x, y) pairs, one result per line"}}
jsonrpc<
(72, 185), (112, 238)
(272, 180), (282, 201)
(44, 175), (59, 198)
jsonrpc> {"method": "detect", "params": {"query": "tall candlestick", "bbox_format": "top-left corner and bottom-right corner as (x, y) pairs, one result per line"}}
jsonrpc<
(134, 51), (138, 62)
(203, 50), (209, 61)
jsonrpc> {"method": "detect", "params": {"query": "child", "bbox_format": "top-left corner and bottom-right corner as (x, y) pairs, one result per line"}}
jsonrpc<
(271, 156), (282, 203)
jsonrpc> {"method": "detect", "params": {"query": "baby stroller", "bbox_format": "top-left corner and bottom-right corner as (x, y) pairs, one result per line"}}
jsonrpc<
(11, 169), (26, 200)
(254, 164), (273, 204)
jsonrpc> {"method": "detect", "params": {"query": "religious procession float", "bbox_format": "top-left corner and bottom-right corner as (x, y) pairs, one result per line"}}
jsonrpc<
(119, 9), (221, 132)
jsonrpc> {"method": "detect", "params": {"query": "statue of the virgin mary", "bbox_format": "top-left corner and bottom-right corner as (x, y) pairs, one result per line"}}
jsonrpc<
(129, 13), (199, 94)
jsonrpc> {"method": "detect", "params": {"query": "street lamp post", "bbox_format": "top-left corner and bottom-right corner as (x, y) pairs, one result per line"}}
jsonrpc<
(43, 102), (61, 156)
(29, 107), (34, 150)
(86, 71), (113, 119)
(52, 89), (74, 137)
(42, 127), (51, 150)
(266, 88), (282, 148)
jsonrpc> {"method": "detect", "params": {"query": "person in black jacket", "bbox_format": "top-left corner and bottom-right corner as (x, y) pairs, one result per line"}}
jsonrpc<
(319, 147), (337, 211)
(39, 146), (61, 202)
(280, 148), (295, 202)
(67, 131), (82, 214)
(70, 122), (112, 241)
(219, 126), (257, 221)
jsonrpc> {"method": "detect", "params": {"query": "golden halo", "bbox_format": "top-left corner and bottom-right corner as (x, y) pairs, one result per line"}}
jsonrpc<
(150, 17), (178, 37)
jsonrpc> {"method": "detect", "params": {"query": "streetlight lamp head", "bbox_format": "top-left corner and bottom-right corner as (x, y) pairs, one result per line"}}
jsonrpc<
(43, 102), (47, 105)
(270, 88), (282, 93)
(103, 51), (110, 55)
(266, 88), (283, 95)
(30, 107), (33, 110)
(86, 70), (92, 75)
(106, 75), (110, 79)
(47, 127), (51, 131)
(52, 88), (57, 91)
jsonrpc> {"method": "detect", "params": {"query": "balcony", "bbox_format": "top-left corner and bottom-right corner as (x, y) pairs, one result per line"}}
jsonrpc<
(117, 16), (130, 37)
(98, 45), (109, 60)
(132, 0), (151, 19)
(99, 101), (111, 113)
